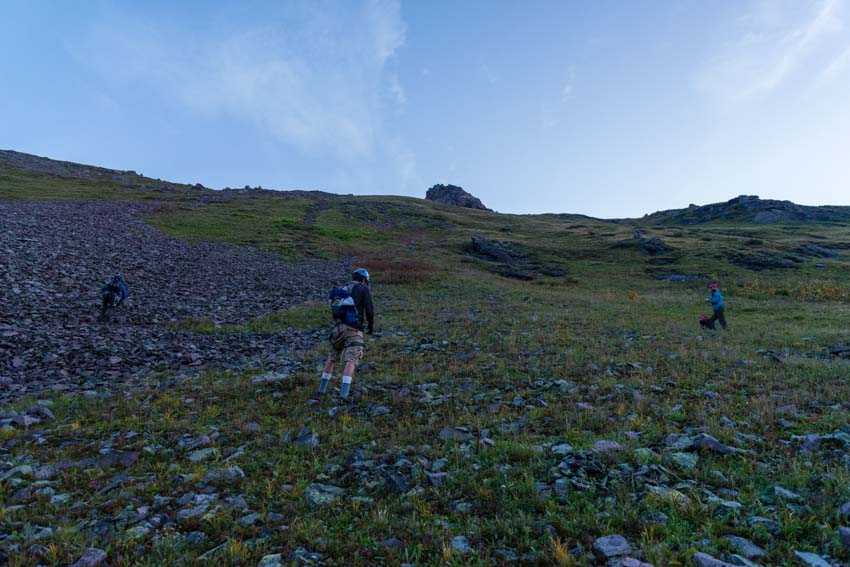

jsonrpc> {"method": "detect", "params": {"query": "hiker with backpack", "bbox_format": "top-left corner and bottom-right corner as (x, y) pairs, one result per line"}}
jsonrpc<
(703, 283), (728, 330)
(318, 268), (374, 401)
(99, 274), (128, 322)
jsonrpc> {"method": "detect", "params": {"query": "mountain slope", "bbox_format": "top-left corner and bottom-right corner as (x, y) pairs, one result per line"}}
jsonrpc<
(2, 151), (850, 566)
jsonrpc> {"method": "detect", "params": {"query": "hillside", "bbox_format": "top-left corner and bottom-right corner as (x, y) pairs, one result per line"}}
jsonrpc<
(2, 153), (850, 566)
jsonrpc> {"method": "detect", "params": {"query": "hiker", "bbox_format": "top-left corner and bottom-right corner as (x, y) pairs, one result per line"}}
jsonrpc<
(704, 283), (728, 330)
(99, 274), (128, 322)
(318, 268), (374, 401)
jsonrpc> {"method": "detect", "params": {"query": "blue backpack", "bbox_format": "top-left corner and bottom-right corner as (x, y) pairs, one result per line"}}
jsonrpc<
(329, 284), (359, 326)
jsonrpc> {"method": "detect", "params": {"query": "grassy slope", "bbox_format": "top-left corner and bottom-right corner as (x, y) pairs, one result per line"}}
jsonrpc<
(2, 169), (850, 566)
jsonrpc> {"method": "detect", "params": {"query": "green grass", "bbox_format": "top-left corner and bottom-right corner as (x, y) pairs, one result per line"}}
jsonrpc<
(171, 303), (329, 334)
(3, 167), (850, 565)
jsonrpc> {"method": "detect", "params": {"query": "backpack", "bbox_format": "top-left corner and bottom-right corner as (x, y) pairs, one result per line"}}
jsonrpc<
(329, 284), (359, 326)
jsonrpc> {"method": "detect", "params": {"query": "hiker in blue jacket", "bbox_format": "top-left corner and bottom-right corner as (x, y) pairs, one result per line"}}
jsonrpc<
(704, 283), (728, 330)
(99, 274), (128, 322)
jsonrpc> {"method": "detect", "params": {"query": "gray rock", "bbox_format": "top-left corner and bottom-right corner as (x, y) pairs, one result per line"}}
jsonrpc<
(692, 552), (738, 567)
(774, 486), (802, 501)
(202, 466), (245, 486)
(439, 427), (472, 441)
(593, 440), (622, 454)
(839, 501), (850, 517)
(551, 442), (573, 456)
(188, 448), (217, 463)
(295, 427), (320, 449)
(723, 536), (765, 559)
(748, 516), (780, 535)
(793, 551), (832, 567)
(426, 471), (448, 487)
(257, 554), (283, 567)
(668, 452), (698, 470)
(612, 559), (654, 567)
(592, 535), (630, 560)
(452, 535), (472, 554)
(305, 483), (345, 507)
(68, 548), (108, 567)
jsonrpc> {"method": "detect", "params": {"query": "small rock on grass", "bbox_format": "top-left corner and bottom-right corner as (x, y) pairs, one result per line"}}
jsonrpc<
(611, 559), (654, 567)
(839, 502), (850, 517)
(774, 486), (802, 501)
(723, 535), (765, 559)
(592, 535), (630, 560)
(793, 551), (832, 567)
(68, 548), (107, 567)
(257, 554), (283, 567)
(692, 552), (738, 567)
(452, 535), (472, 554)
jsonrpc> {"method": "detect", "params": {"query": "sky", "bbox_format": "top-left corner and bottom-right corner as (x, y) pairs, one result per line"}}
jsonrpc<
(1, 0), (849, 218)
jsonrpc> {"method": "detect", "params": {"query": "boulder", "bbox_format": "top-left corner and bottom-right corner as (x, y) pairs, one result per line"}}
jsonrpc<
(425, 184), (490, 211)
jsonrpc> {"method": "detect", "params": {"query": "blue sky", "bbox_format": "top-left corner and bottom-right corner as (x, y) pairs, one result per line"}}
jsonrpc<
(2, 1), (849, 217)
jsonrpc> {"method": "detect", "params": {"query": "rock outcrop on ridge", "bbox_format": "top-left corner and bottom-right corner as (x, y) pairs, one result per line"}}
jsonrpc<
(425, 184), (491, 211)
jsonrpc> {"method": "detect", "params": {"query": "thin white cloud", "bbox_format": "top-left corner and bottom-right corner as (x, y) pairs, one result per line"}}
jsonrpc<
(68, 1), (412, 168)
(695, 0), (847, 102)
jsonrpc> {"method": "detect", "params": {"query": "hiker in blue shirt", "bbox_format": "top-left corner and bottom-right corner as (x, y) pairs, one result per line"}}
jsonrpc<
(99, 274), (128, 322)
(704, 283), (728, 330)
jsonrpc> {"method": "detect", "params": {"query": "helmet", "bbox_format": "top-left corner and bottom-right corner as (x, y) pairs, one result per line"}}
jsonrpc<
(352, 268), (370, 285)
(708, 283), (719, 290)
(112, 274), (123, 283)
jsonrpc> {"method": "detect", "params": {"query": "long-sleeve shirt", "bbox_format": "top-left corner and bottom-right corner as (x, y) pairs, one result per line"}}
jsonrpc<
(350, 282), (374, 331)
(709, 290), (723, 310)
(102, 281), (128, 305)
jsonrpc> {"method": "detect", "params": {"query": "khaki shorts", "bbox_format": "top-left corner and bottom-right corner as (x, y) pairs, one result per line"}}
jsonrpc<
(326, 324), (365, 365)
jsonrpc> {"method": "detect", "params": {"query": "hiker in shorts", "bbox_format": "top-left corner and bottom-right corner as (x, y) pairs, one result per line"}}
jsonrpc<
(318, 268), (374, 401)
(704, 283), (728, 330)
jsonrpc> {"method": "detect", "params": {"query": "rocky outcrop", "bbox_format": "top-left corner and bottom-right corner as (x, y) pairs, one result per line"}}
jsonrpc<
(425, 184), (490, 211)
(467, 237), (569, 281)
(643, 195), (850, 225)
